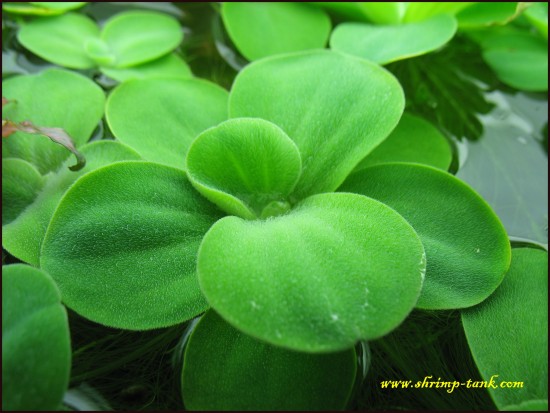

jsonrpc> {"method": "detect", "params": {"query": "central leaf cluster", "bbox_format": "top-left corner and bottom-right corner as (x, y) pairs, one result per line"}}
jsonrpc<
(186, 117), (302, 220)
(37, 50), (510, 355)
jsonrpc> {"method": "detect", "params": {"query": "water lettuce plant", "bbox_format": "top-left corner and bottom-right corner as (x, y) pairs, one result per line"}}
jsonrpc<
(2, 2), (548, 411)
(17, 9), (190, 81)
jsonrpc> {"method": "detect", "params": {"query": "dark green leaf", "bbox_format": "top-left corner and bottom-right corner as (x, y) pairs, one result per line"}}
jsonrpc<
(330, 14), (457, 65)
(106, 78), (228, 169)
(2, 69), (105, 174)
(354, 113), (452, 172)
(229, 50), (404, 200)
(198, 192), (425, 352)
(340, 163), (511, 309)
(3, 141), (141, 266)
(41, 161), (224, 329)
(182, 310), (357, 411)
(2, 264), (71, 411)
(462, 248), (548, 409)
(221, 2), (331, 61)
(2, 158), (44, 225)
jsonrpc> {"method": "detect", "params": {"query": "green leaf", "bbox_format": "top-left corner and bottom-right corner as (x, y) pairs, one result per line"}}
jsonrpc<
(221, 2), (331, 61)
(3, 141), (141, 267)
(84, 37), (116, 67)
(2, 69), (105, 174)
(403, 2), (473, 23)
(330, 14), (457, 65)
(100, 11), (183, 68)
(229, 50), (404, 201)
(481, 31), (548, 91)
(41, 161), (224, 330)
(182, 310), (357, 411)
(340, 163), (511, 309)
(502, 400), (549, 411)
(17, 13), (99, 69)
(198, 192), (425, 352)
(354, 113), (452, 172)
(358, 2), (408, 24)
(462, 248), (548, 409)
(106, 78), (228, 169)
(10, 120), (87, 171)
(2, 264), (71, 411)
(3, 2), (86, 16)
(310, 2), (377, 22)
(455, 95), (548, 244)
(2, 158), (44, 225)
(186, 118), (301, 220)
(100, 53), (192, 82)
(30, 2), (87, 11)
(524, 2), (548, 40)
(456, 2), (520, 28)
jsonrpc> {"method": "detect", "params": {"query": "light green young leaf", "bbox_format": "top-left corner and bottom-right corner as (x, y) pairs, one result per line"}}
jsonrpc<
(229, 50), (404, 201)
(221, 2), (331, 61)
(106, 78), (228, 169)
(2, 69), (105, 174)
(354, 113), (452, 172)
(84, 38), (116, 67)
(182, 310), (357, 411)
(41, 161), (224, 330)
(524, 2), (548, 40)
(330, 14), (457, 65)
(100, 53), (192, 82)
(198, 192), (425, 352)
(30, 2), (87, 11)
(2, 264), (71, 411)
(462, 248), (548, 409)
(481, 31), (548, 91)
(100, 11), (183, 68)
(3, 2), (86, 15)
(17, 13), (99, 68)
(2, 158), (44, 225)
(3, 141), (141, 267)
(186, 118), (301, 220)
(359, 2), (408, 24)
(455, 2), (520, 28)
(403, 2), (473, 22)
(340, 163), (511, 309)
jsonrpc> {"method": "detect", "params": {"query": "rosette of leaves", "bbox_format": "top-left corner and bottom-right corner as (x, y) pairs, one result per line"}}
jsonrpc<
(40, 50), (511, 409)
(16, 10), (191, 82)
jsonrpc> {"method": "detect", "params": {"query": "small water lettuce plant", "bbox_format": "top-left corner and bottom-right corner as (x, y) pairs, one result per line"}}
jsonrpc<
(16, 9), (191, 82)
